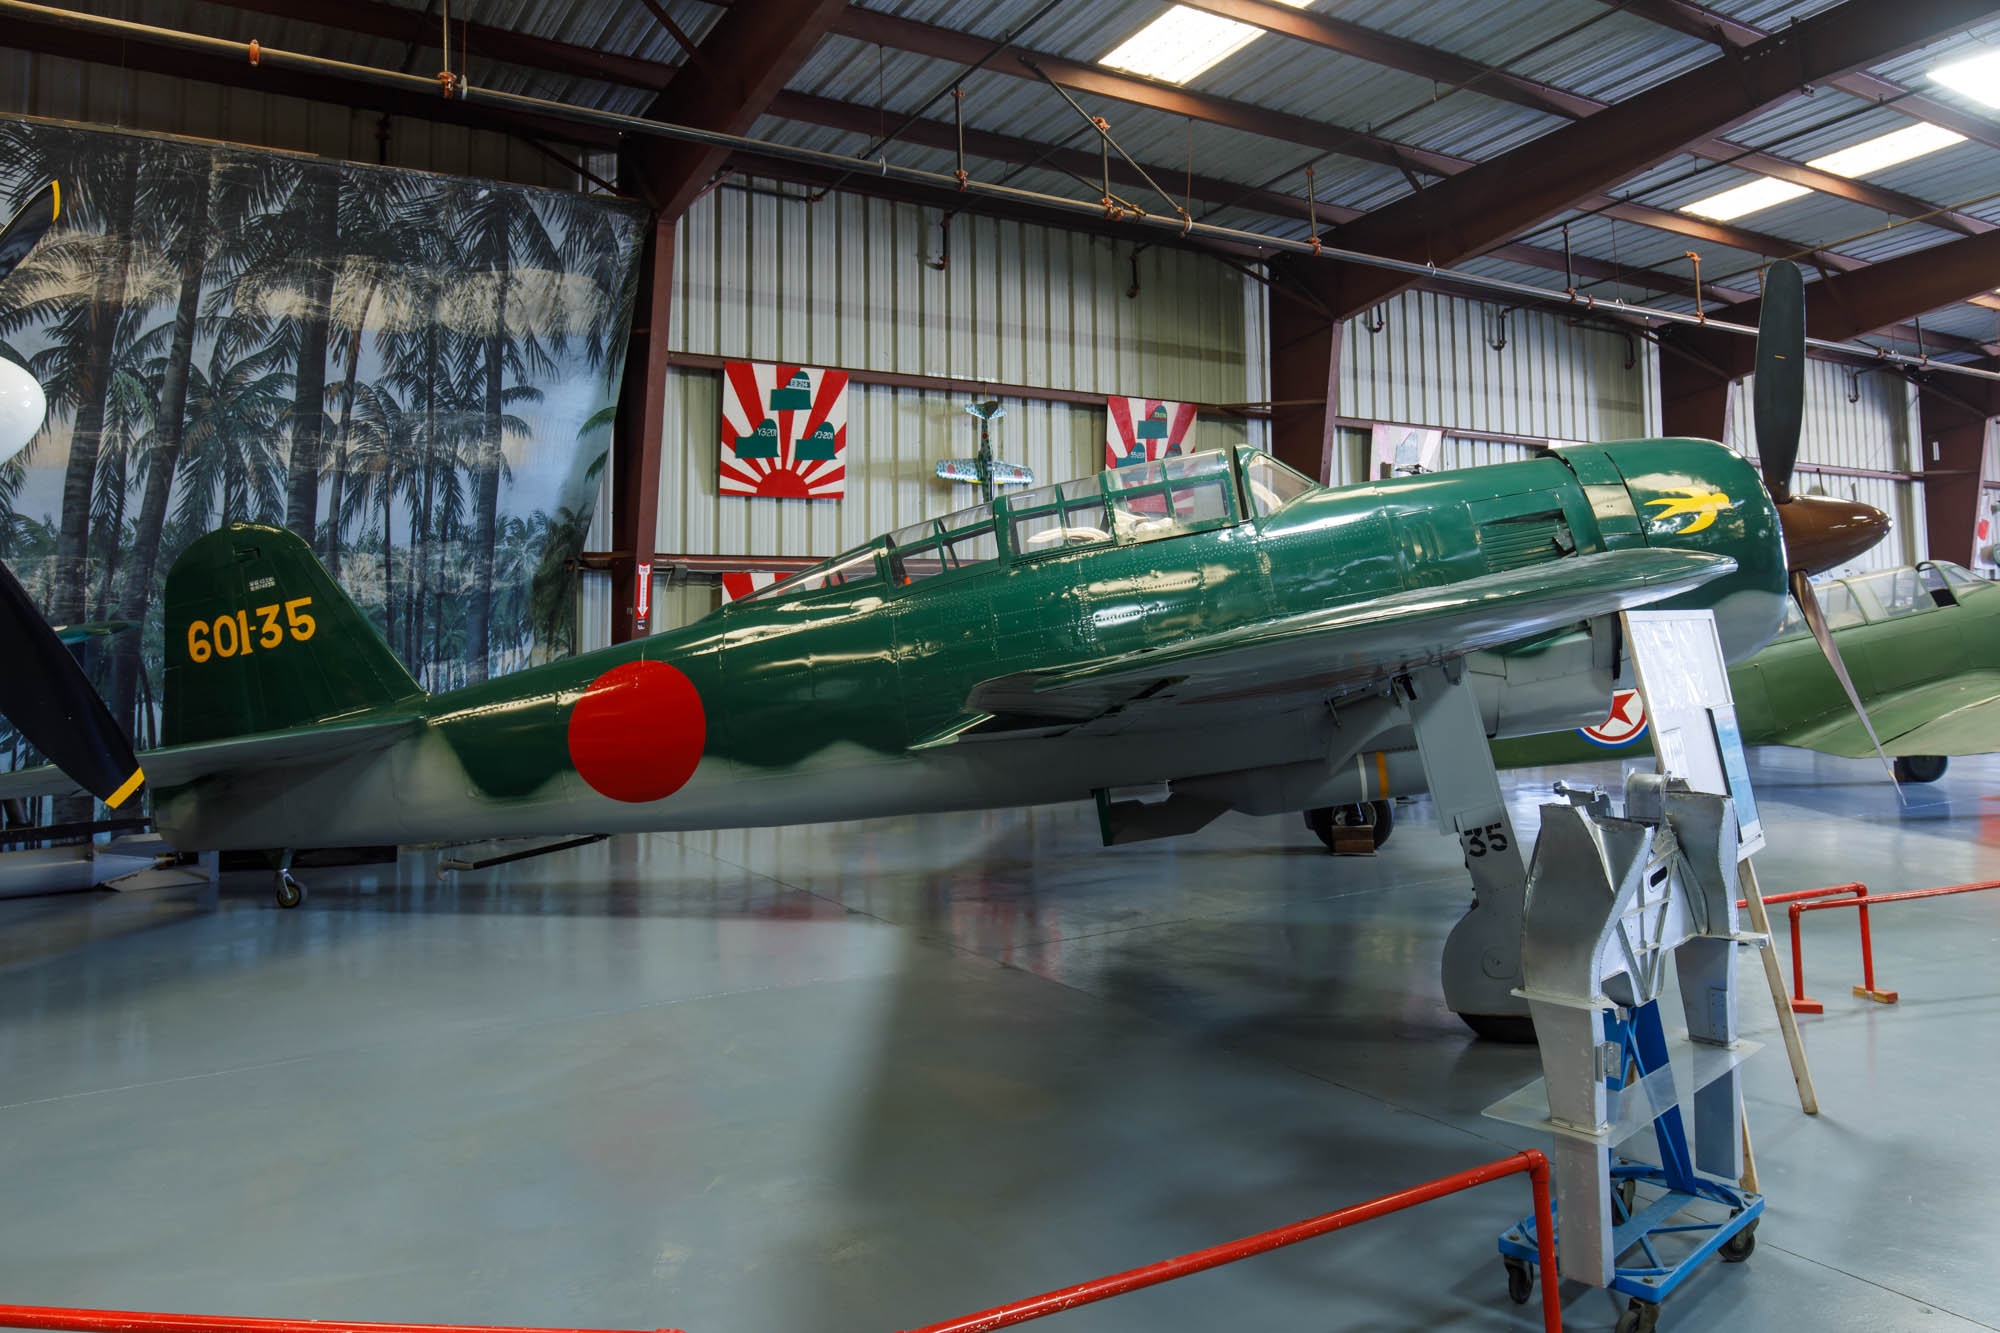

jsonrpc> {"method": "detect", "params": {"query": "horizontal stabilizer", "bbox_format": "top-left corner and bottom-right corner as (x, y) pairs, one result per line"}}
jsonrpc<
(0, 716), (415, 802)
(968, 548), (1735, 725)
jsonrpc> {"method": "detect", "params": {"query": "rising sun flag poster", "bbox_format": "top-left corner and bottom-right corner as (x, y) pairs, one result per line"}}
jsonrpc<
(719, 361), (849, 499)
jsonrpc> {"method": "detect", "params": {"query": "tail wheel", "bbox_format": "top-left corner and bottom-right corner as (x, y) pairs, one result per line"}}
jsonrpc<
(1305, 801), (1394, 851)
(1892, 754), (1947, 784)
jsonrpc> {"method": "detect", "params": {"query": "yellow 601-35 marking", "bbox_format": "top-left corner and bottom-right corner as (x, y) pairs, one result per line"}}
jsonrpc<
(187, 596), (316, 663)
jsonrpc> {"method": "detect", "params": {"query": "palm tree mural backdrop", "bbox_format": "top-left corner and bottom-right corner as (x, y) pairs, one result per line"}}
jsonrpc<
(0, 116), (646, 763)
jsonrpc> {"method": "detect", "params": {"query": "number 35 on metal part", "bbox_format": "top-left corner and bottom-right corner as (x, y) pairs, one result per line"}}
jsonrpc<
(1462, 822), (1510, 858)
(187, 597), (316, 662)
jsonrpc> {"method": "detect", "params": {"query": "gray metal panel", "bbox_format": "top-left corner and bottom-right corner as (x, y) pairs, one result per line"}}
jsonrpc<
(1339, 289), (1656, 444)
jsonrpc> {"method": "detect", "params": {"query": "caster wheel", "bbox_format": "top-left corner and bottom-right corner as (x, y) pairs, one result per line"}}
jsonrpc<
(1615, 1297), (1659, 1333)
(274, 871), (305, 909)
(1503, 1257), (1533, 1305)
(1305, 802), (1392, 851)
(1720, 1218), (1757, 1263)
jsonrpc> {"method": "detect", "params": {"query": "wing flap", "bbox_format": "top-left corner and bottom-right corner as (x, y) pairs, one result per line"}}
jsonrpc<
(968, 549), (1735, 726)
(1775, 672), (2000, 758)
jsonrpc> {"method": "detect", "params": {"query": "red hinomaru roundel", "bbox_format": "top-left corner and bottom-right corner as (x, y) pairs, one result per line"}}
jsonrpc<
(566, 660), (706, 802)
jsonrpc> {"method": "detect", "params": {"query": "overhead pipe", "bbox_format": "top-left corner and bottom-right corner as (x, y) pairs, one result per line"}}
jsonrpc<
(10, 0), (2000, 385)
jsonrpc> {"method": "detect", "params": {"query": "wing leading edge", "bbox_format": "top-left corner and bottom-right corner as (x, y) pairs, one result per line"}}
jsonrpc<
(965, 548), (1737, 729)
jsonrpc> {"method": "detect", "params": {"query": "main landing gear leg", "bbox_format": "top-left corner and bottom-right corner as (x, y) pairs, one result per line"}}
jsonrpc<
(272, 848), (305, 909)
(1399, 664), (1534, 1040)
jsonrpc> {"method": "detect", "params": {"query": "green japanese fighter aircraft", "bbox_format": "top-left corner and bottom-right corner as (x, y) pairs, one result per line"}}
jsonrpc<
(1, 250), (1890, 964)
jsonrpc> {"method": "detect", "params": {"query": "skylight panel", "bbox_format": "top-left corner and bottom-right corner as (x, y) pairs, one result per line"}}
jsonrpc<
(1930, 49), (2000, 107)
(1100, 0), (1311, 86)
(1806, 122), (1965, 177)
(1680, 122), (1964, 221)
(1681, 177), (1810, 222)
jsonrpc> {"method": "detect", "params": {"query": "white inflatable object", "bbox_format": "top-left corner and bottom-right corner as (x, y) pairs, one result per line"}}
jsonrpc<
(0, 355), (45, 466)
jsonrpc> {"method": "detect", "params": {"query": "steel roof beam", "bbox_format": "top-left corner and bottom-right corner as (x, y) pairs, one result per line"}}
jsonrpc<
(828, 7), (1468, 178)
(626, 0), (847, 220)
(1188, 0), (1990, 237)
(770, 89), (1983, 352)
(1699, 228), (2000, 346)
(1604, 0), (2000, 153)
(197, 0), (675, 92)
(1318, 0), (2000, 320)
(0, 10), (618, 146)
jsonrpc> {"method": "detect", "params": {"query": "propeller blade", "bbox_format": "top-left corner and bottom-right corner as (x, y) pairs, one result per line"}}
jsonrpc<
(0, 557), (144, 808)
(1790, 568), (1900, 801)
(1753, 260), (1806, 503)
(0, 181), (58, 287)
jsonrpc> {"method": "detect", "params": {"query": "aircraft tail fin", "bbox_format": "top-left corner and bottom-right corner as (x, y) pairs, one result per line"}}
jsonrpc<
(162, 523), (424, 747)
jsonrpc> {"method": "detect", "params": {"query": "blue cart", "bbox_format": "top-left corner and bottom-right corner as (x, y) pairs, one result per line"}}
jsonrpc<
(1498, 999), (1763, 1332)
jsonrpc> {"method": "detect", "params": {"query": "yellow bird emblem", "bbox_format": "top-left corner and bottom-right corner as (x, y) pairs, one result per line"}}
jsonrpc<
(1644, 491), (1732, 534)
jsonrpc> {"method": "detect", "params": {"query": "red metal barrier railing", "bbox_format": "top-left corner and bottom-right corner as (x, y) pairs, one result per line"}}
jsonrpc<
(1787, 879), (2000, 1013)
(898, 1149), (1560, 1333)
(1734, 882), (1874, 1014)
(0, 1158), (1561, 1333)
(0, 1312), (684, 1333)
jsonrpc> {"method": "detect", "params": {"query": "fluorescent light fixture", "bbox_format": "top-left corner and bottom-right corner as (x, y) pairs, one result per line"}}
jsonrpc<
(1681, 121), (1964, 221)
(1681, 177), (1810, 222)
(1930, 48), (2000, 107)
(1101, 0), (1311, 86)
(1807, 122), (1965, 177)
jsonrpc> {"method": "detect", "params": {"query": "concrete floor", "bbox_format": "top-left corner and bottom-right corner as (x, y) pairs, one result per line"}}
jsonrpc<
(1, 750), (1997, 1333)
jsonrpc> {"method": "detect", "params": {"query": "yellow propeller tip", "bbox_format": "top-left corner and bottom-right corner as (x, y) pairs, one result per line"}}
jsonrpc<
(104, 767), (144, 809)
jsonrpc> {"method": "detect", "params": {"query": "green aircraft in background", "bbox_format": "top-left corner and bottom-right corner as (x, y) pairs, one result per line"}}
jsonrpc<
(1299, 560), (1992, 849)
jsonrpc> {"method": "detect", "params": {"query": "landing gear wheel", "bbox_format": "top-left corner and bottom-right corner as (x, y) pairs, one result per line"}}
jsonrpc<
(1615, 1298), (1659, 1333)
(274, 870), (305, 909)
(1503, 1257), (1533, 1305)
(1893, 754), (1947, 784)
(1720, 1218), (1757, 1263)
(1612, 1175), (1637, 1220)
(1458, 1011), (1538, 1043)
(1304, 801), (1393, 851)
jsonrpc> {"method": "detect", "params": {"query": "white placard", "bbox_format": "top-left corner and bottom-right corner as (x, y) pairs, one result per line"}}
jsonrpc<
(1622, 610), (1764, 857)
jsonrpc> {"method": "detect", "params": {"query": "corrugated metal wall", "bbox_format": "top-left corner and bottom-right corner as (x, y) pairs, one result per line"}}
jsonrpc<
(642, 178), (1265, 627)
(1726, 360), (1925, 573)
(0, 52), (581, 190)
(1334, 289), (1661, 483)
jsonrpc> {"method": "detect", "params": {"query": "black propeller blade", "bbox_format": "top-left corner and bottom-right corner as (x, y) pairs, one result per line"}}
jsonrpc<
(0, 179), (146, 809)
(1750, 263), (1900, 797)
(1753, 259), (1806, 504)
(0, 559), (144, 807)
(0, 181), (58, 287)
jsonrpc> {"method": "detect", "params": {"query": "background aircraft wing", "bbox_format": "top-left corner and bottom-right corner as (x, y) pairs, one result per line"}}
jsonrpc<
(0, 715), (417, 802)
(963, 548), (1734, 730)
(1769, 671), (2000, 758)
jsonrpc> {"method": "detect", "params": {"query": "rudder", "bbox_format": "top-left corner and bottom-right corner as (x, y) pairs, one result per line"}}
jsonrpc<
(163, 523), (423, 746)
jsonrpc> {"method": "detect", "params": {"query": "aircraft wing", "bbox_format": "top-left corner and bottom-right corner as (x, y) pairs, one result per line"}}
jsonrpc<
(1769, 671), (2000, 758)
(0, 715), (418, 801)
(965, 548), (1735, 728)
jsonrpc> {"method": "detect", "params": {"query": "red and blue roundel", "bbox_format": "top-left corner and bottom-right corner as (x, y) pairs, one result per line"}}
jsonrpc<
(1578, 688), (1648, 747)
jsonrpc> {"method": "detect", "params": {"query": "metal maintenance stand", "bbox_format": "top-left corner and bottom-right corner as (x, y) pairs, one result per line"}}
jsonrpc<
(1487, 777), (1763, 1332)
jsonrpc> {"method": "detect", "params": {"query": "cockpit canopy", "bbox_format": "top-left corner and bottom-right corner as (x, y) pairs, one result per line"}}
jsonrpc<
(1777, 561), (1986, 637)
(730, 447), (1317, 606)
